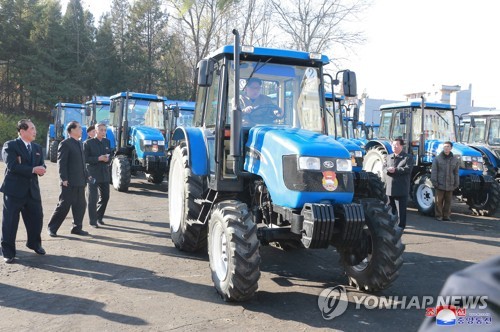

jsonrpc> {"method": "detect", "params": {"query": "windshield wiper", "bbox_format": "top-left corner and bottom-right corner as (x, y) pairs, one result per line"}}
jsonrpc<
(243, 58), (272, 90)
(433, 110), (449, 126)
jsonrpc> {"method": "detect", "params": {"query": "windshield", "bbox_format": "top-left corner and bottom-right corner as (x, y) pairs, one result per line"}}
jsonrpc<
(96, 105), (111, 124)
(413, 107), (456, 141)
(488, 118), (500, 146)
(178, 111), (194, 127)
(227, 61), (323, 132)
(378, 111), (392, 139)
(345, 119), (355, 139)
(127, 99), (165, 129)
(62, 107), (84, 125)
(469, 118), (487, 143)
(462, 122), (470, 142)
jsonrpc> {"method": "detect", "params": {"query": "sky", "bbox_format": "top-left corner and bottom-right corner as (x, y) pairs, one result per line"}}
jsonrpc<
(63, 0), (499, 109)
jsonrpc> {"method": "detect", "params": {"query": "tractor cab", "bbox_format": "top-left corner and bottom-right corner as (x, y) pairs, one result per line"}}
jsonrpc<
(84, 96), (115, 149)
(47, 102), (85, 162)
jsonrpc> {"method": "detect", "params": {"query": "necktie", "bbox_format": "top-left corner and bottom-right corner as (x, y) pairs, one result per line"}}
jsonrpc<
(27, 144), (32, 156)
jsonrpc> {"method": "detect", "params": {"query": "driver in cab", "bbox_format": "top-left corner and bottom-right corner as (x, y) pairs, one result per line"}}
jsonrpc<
(240, 77), (283, 124)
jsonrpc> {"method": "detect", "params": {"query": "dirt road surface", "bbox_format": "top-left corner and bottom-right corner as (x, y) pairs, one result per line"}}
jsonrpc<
(0, 161), (498, 331)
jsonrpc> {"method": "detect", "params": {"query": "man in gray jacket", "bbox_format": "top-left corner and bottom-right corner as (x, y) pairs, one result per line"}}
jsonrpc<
(384, 137), (414, 229)
(431, 141), (460, 221)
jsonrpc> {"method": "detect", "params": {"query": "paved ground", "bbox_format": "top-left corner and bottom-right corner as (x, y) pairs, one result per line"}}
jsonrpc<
(0, 162), (498, 331)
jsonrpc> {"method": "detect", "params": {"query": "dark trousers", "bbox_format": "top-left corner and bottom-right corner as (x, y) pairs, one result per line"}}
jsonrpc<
(389, 195), (408, 228)
(1, 194), (43, 258)
(87, 182), (110, 225)
(48, 186), (86, 233)
(435, 189), (453, 218)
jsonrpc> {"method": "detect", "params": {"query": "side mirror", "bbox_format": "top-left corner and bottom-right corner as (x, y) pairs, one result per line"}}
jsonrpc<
(342, 70), (357, 97)
(352, 106), (359, 124)
(399, 112), (406, 125)
(197, 59), (215, 87)
(172, 105), (180, 118)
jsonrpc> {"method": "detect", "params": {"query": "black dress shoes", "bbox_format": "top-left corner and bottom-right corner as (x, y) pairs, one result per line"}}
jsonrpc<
(28, 246), (46, 255)
(97, 219), (105, 225)
(71, 229), (89, 236)
(4, 257), (14, 264)
(90, 224), (99, 228)
(47, 229), (57, 237)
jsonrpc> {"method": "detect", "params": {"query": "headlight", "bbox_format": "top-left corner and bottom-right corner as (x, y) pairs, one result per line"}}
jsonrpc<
(336, 159), (352, 172)
(477, 156), (483, 162)
(461, 155), (472, 162)
(157, 140), (165, 146)
(354, 150), (363, 158)
(298, 156), (321, 170)
(143, 139), (152, 145)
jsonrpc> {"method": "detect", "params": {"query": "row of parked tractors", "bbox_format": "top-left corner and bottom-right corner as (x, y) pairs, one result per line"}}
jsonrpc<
(46, 30), (499, 302)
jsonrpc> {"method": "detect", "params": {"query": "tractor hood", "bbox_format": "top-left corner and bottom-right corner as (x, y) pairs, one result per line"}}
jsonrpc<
(130, 126), (165, 141)
(244, 126), (354, 208)
(424, 140), (482, 162)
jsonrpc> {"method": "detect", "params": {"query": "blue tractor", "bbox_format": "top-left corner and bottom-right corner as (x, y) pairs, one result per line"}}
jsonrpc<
(109, 92), (168, 191)
(461, 109), (500, 187)
(363, 98), (500, 216)
(168, 31), (404, 301)
(324, 92), (386, 202)
(84, 96), (116, 150)
(46, 102), (86, 162)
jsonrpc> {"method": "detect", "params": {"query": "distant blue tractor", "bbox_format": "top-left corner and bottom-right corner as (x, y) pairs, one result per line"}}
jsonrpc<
(167, 31), (404, 301)
(324, 92), (386, 202)
(461, 109), (500, 188)
(84, 96), (116, 150)
(46, 102), (86, 162)
(363, 98), (500, 216)
(109, 92), (168, 191)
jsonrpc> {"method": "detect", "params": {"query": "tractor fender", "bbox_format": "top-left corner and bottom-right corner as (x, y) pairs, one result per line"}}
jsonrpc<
(365, 139), (392, 154)
(172, 127), (208, 176)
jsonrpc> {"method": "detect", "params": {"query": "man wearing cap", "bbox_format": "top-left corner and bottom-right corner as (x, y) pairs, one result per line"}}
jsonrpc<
(83, 123), (111, 228)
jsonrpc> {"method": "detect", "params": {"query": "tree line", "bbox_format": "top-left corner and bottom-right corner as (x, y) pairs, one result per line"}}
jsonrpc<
(0, 0), (368, 120)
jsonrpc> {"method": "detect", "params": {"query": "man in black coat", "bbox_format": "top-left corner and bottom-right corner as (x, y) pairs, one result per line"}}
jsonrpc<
(84, 123), (111, 228)
(1, 119), (47, 263)
(47, 121), (90, 236)
(384, 137), (414, 229)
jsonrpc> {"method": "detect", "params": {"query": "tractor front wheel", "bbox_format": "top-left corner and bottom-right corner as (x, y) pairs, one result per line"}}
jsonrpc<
(339, 199), (404, 291)
(112, 155), (131, 192)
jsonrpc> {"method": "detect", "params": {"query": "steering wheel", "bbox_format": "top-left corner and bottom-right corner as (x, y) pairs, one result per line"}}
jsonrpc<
(245, 104), (283, 124)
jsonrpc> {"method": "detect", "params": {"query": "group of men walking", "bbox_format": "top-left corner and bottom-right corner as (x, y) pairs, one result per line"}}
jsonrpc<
(1, 119), (111, 263)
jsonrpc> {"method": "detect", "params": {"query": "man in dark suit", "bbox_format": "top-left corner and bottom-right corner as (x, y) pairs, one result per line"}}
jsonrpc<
(384, 137), (414, 229)
(47, 121), (90, 236)
(1, 119), (47, 263)
(84, 123), (111, 228)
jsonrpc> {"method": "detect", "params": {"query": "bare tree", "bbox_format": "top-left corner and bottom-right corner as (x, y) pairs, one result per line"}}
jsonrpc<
(270, 0), (368, 53)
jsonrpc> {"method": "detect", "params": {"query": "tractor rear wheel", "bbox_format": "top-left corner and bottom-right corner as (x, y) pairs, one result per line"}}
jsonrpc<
(339, 199), (404, 291)
(49, 140), (59, 163)
(363, 146), (387, 181)
(413, 174), (435, 216)
(169, 143), (207, 252)
(112, 155), (131, 192)
(208, 200), (261, 301)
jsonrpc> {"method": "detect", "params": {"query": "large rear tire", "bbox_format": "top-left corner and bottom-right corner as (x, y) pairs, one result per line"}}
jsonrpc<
(363, 146), (387, 181)
(208, 200), (261, 301)
(49, 140), (59, 163)
(169, 143), (207, 252)
(112, 155), (131, 192)
(466, 179), (500, 216)
(339, 199), (404, 292)
(413, 174), (435, 216)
